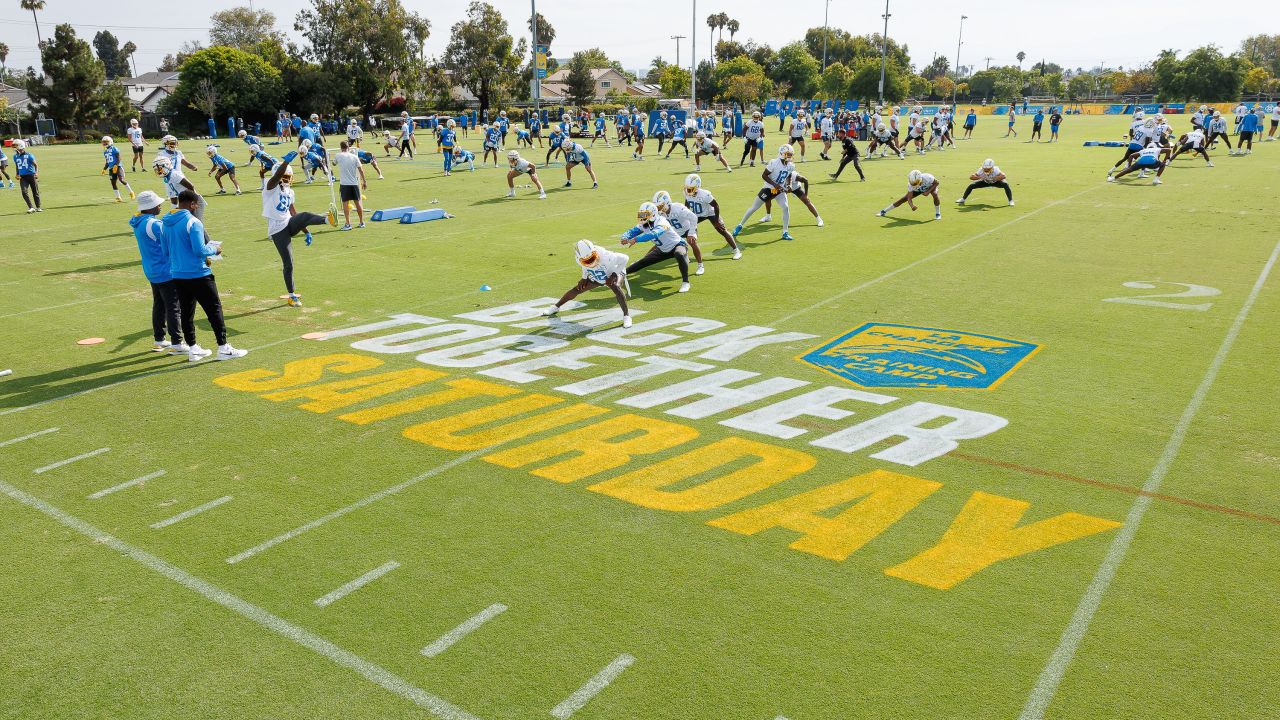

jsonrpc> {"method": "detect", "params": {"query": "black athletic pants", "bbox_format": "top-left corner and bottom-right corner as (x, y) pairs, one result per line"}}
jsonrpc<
(626, 244), (689, 282)
(399, 139), (413, 158)
(271, 212), (327, 293)
(833, 152), (864, 180)
(150, 280), (182, 344)
(961, 181), (1013, 201)
(20, 175), (39, 209)
(174, 275), (228, 347)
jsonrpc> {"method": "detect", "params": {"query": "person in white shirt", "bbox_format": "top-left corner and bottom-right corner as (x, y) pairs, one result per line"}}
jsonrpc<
(1166, 129), (1213, 166)
(542, 240), (632, 327)
(956, 158), (1015, 206)
(346, 118), (363, 147)
(621, 202), (691, 293)
(505, 150), (546, 199)
(126, 118), (146, 171)
(653, 190), (708, 275)
(682, 173), (741, 260)
(878, 169), (942, 220)
(692, 132), (732, 173)
(818, 108), (836, 160)
(1232, 103), (1247, 134)
(262, 155), (337, 307)
(334, 140), (367, 230)
(1269, 103), (1280, 141)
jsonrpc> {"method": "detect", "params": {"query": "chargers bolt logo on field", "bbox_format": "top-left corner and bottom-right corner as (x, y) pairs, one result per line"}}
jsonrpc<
(800, 323), (1040, 390)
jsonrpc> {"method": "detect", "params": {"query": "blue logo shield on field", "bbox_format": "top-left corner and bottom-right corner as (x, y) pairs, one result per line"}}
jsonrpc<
(800, 323), (1040, 390)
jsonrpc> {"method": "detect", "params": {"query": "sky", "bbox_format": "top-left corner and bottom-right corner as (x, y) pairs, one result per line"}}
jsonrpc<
(1, 0), (1275, 80)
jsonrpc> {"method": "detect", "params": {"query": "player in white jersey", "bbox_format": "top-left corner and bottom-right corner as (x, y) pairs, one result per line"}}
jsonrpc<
(262, 154), (337, 306)
(542, 240), (632, 327)
(346, 118), (363, 147)
(739, 111), (767, 167)
(692, 132), (732, 173)
(956, 158), (1014, 206)
(1109, 117), (1159, 176)
(906, 118), (928, 154)
(818, 108), (836, 160)
(505, 150), (546, 199)
(653, 190), (707, 275)
(1165, 129), (1213, 166)
(732, 144), (796, 241)
(152, 155), (200, 212)
(787, 110), (809, 162)
(621, 202), (691, 294)
(867, 121), (905, 159)
(126, 118), (146, 171)
(877, 169), (942, 221)
(762, 171), (822, 228)
(683, 173), (741, 260)
(1205, 111), (1232, 151)
(1107, 144), (1167, 185)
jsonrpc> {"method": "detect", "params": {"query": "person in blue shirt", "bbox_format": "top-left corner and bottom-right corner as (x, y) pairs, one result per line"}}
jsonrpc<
(161, 189), (246, 361)
(205, 145), (242, 195)
(276, 117), (286, 142)
(0, 145), (12, 189)
(616, 112), (630, 146)
(482, 122), (502, 167)
(1029, 108), (1045, 142)
(545, 127), (565, 165)
(1048, 108), (1063, 142)
(298, 121), (316, 148)
(130, 190), (183, 353)
(299, 139), (332, 184)
(529, 114), (543, 146)
(100, 136), (135, 203)
(451, 147), (476, 172)
(440, 118), (459, 174)
(12, 140), (40, 213)
(963, 108), (977, 139)
(652, 111), (670, 153)
(245, 144), (278, 191)
(560, 139), (599, 189)
(515, 127), (532, 147)
(591, 114), (609, 147)
(1235, 109), (1261, 155)
(308, 114), (326, 146)
(237, 129), (262, 148)
(632, 113), (646, 159)
(721, 110), (734, 146)
(291, 113), (303, 137)
(355, 148), (384, 179)
(399, 111), (416, 150)
(664, 123), (689, 158)
(497, 110), (510, 146)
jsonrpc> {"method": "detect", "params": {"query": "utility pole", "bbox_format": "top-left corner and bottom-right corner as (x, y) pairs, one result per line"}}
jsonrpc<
(952, 15), (967, 108)
(671, 35), (685, 67)
(531, 0), (540, 116)
(691, 0), (697, 109)
(822, 0), (831, 71)
(877, 0), (891, 107)
(984, 56), (993, 71)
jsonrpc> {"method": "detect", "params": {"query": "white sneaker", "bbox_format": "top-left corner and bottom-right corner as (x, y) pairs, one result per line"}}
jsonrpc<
(168, 342), (190, 356)
(759, 214), (771, 223)
(1206, 162), (1214, 167)
(188, 344), (212, 362)
(1008, 200), (1016, 206)
(955, 198), (965, 205)
(151, 340), (171, 352)
(1106, 176), (1115, 183)
(542, 305), (559, 316)
(695, 263), (705, 276)
(816, 217), (824, 227)
(1152, 178), (1162, 186)
(622, 315), (633, 329)
(732, 248), (742, 260)
(505, 190), (515, 198)
(538, 192), (546, 199)
(217, 344), (248, 360)
(26, 207), (35, 214)
(678, 282), (691, 293)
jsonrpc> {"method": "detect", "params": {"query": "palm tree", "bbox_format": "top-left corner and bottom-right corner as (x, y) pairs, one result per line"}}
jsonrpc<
(706, 13), (718, 66)
(0, 42), (8, 76)
(21, 0), (46, 47)
(1016, 51), (1026, 71)
(726, 19), (740, 42)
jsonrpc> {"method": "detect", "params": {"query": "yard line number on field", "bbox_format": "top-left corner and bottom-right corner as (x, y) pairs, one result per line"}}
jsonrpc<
(1102, 281), (1221, 312)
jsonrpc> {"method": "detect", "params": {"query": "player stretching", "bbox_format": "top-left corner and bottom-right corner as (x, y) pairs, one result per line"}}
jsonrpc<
(126, 118), (146, 171)
(740, 111), (766, 167)
(621, 201), (691, 294)
(653, 190), (708, 275)
(877, 169), (942, 221)
(100, 136), (135, 203)
(1166, 129), (1213, 166)
(732, 144), (797, 241)
(542, 240), (632, 327)
(692, 132), (732, 173)
(956, 159), (1014, 206)
(561, 139), (599, 189)
(505, 150), (546, 199)
(683, 174), (741, 260)
(264, 152), (337, 306)
(205, 145), (242, 195)
(1108, 144), (1167, 185)
(246, 145), (278, 191)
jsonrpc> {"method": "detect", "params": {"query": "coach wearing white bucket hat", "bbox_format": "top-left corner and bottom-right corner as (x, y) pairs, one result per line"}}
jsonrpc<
(130, 190), (184, 354)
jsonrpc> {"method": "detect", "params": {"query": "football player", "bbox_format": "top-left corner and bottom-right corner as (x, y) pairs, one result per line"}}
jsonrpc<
(956, 159), (1014, 206)
(877, 169), (942, 220)
(245, 144), (279, 190)
(205, 144), (242, 195)
(262, 151), (338, 306)
(542, 240), (632, 327)
(620, 201), (690, 293)
(683, 173), (741, 260)
(1165, 128), (1213, 166)
(653, 189), (708, 275)
(561, 139), (599, 189)
(740, 110), (767, 167)
(126, 118), (146, 171)
(732, 144), (797, 241)
(505, 150), (546, 199)
(100, 136), (135, 203)
(1107, 144), (1167, 185)
(787, 109), (809, 162)
(692, 132), (732, 173)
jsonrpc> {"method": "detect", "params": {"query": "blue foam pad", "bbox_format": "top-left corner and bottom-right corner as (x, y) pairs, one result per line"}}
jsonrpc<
(1102, 141), (1126, 147)
(371, 206), (416, 222)
(1082, 141), (1100, 146)
(399, 208), (448, 224)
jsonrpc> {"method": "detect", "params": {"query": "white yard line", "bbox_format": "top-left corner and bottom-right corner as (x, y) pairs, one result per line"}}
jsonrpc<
(88, 469), (166, 499)
(0, 479), (479, 720)
(420, 603), (508, 658)
(773, 184), (1102, 326)
(32, 447), (109, 474)
(150, 495), (234, 529)
(0, 290), (138, 319)
(549, 653), (635, 719)
(1019, 234), (1280, 720)
(0, 427), (59, 448)
(314, 561), (401, 608)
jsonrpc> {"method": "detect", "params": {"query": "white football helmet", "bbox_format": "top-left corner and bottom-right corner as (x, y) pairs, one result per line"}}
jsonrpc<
(575, 239), (600, 268)
(778, 144), (794, 161)
(130, 118), (139, 127)
(908, 169), (924, 187)
(684, 173), (702, 196)
(205, 145), (218, 156)
(751, 111), (761, 120)
(101, 136), (113, 146)
(152, 156), (172, 173)
(981, 158), (995, 172)
(162, 135), (178, 148)
(651, 190), (672, 212)
(637, 202), (658, 226)
(447, 119), (456, 128)
(300, 138), (313, 150)
(249, 144), (262, 153)
(507, 150), (521, 161)
(695, 131), (706, 141)
(560, 138), (573, 150)
(12, 139), (26, 150)
(237, 129), (247, 138)
(310, 113), (320, 121)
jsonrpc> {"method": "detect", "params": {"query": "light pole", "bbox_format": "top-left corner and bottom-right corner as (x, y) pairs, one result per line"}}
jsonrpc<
(821, 0), (831, 71)
(691, 0), (697, 109)
(671, 35), (685, 67)
(531, 0), (540, 116)
(952, 15), (967, 108)
(877, 0), (891, 107)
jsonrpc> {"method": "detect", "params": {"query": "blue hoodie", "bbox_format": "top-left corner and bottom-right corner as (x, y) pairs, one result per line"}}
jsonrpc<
(130, 213), (170, 283)
(161, 209), (217, 279)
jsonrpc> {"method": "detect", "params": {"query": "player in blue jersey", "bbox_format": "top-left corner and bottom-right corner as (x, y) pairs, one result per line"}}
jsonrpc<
(13, 140), (40, 212)
(615, 112), (630, 145)
(591, 114), (609, 147)
(496, 110), (510, 146)
(545, 126), (565, 164)
(529, 113), (543, 146)
(664, 122), (690, 159)
(963, 109), (977, 139)
(721, 110), (734, 146)
(632, 113), (646, 160)
(440, 119), (459, 175)
(245, 144), (278, 191)
(451, 147), (476, 172)
(1108, 144), (1167, 185)
(237, 129), (262, 149)
(482, 122), (503, 167)
(515, 127), (532, 147)
(621, 201), (691, 294)
(560, 139), (599, 189)
(298, 139), (332, 184)
(205, 145), (242, 195)
(100, 136), (135, 203)
(652, 111), (670, 153)
(354, 148), (385, 179)
(1029, 108), (1044, 142)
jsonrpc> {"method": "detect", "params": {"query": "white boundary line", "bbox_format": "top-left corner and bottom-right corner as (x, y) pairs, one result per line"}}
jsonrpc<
(1019, 235), (1280, 720)
(88, 470), (167, 499)
(772, 184), (1102, 325)
(549, 653), (635, 719)
(32, 447), (110, 474)
(420, 603), (508, 658)
(150, 495), (234, 529)
(0, 479), (480, 720)
(314, 560), (401, 608)
(0, 427), (59, 448)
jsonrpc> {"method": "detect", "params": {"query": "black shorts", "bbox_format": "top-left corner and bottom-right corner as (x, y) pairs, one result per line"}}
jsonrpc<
(216, 165), (235, 176)
(910, 188), (933, 198)
(891, 130), (900, 138)
(132, 144), (145, 154)
(695, 212), (721, 224)
(1240, 131), (1254, 141)
(788, 135), (805, 144)
(756, 187), (782, 202)
(1033, 123), (1043, 132)
(745, 138), (762, 149)
(340, 184), (361, 202)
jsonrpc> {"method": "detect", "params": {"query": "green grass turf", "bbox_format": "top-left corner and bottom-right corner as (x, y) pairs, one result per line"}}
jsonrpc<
(2, 115), (1278, 719)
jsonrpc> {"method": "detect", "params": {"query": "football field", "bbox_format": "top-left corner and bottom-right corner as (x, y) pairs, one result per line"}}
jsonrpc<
(2, 115), (1278, 719)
